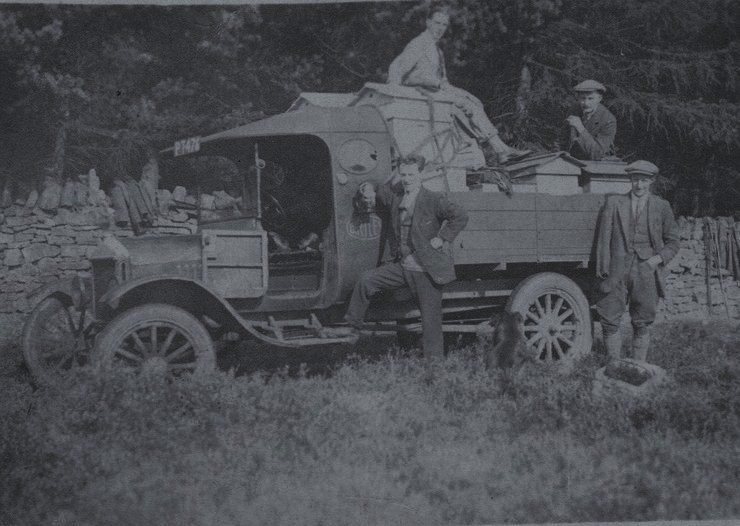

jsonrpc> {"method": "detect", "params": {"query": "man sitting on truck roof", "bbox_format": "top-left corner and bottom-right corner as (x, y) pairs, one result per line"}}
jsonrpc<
(344, 154), (468, 364)
(564, 79), (617, 161)
(387, 8), (530, 165)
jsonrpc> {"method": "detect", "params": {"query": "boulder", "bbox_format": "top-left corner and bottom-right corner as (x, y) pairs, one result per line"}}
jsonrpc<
(61, 245), (88, 258)
(172, 186), (187, 202)
(691, 220), (704, 240)
(73, 181), (89, 206)
(168, 210), (189, 223)
(46, 235), (74, 245)
(37, 177), (62, 211)
(0, 185), (12, 208)
(22, 243), (61, 262)
(157, 189), (172, 215)
(36, 257), (58, 274)
(213, 190), (237, 210)
(200, 193), (215, 210)
(60, 180), (76, 207)
(87, 169), (103, 205)
(4, 248), (23, 267)
(24, 190), (39, 209)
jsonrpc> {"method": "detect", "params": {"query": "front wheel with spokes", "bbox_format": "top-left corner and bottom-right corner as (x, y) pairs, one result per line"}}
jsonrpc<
(506, 272), (593, 364)
(22, 296), (95, 386)
(94, 304), (215, 377)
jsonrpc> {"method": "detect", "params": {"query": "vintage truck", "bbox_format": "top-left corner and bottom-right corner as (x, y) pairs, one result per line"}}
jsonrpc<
(22, 83), (632, 384)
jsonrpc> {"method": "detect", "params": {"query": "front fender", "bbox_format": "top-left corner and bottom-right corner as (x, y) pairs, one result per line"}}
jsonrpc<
(27, 276), (92, 310)
(99, 275), (284, 345)
(101, 276), (223, 310)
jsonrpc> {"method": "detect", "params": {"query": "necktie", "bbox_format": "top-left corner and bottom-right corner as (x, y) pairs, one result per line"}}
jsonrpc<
(436, 43), (446, 80)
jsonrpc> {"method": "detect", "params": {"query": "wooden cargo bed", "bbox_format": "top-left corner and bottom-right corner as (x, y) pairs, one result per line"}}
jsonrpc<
(452, 192), (606, 265)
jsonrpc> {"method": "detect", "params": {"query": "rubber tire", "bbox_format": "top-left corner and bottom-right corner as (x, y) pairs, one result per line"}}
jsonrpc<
(506, 272), (593, 363)
(22, 295), (90, 386)
(94, 303), (215, 375)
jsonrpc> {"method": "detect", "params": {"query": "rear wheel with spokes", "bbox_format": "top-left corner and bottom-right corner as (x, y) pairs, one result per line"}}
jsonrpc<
(94, 304), (215, 376)
(506, 273), (592, 364)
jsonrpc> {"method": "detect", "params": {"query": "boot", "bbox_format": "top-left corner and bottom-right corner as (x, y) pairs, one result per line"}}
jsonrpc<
(488, 135), (532, 165)
(632, 327), (650, 362)
(603, 331), (622, 361)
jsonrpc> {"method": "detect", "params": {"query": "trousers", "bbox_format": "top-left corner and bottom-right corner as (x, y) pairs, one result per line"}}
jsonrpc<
(442, 85), (499, 141)
(345, 262), (444, 361)
(596, 257), (659, 336)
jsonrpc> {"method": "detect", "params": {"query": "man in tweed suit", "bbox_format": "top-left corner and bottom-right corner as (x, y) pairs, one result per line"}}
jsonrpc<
(344, 154), (468, 362)
(595, 160), (679, 362)
(388, 8), (529, 165)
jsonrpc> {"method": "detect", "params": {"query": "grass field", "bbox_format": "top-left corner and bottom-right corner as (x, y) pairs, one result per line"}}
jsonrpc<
(1, 321), (739, 526)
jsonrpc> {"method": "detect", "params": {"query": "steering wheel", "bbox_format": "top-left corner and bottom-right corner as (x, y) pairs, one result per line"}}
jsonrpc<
(261, 191), (287, 230)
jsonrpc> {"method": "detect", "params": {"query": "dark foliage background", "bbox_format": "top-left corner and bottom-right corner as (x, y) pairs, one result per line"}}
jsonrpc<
(0, 0), (738, 215)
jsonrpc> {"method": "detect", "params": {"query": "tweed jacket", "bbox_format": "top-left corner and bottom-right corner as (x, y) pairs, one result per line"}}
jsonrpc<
(566, 103), (617, 160)
(595, 192), (679, 297)
(375, 183), (468, 285)
(388, 31), (446, 89)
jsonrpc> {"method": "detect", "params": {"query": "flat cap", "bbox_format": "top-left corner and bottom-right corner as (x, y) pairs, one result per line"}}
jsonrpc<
(625, 160), (659, 177)
(573, 79), (606, 93)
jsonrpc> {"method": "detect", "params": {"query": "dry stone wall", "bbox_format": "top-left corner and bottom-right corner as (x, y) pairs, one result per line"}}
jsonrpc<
(1, 196), (738, 360)
(0, 192), (198, 358)
(659, 217), (740, 321)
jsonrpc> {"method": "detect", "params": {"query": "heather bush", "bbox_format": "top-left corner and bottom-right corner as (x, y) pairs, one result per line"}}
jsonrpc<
(1, 321), (738, 525)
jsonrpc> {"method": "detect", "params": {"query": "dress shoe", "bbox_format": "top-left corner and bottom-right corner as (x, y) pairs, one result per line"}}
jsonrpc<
(498, 148), (532, 165)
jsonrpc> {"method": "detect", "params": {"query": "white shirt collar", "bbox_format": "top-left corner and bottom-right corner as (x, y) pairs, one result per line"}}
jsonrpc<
(399, 187), (420, 210)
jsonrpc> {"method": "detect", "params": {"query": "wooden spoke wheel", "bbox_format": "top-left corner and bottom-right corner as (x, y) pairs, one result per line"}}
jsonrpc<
(506, 272), (592, 364)
(22, 296), (95, 386)
(94, 304), (215, 376)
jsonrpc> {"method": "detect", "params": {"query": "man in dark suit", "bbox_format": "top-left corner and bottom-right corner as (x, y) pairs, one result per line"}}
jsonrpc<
(565, 79), (617, 160)
(595, 160), (679, 362)
(344, 154), (469, 362)
(388, 8), (529, 164)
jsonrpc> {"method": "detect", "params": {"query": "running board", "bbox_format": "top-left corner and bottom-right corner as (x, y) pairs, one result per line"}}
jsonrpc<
(361, 321), (490, 334)
(247, 313), (358, 346)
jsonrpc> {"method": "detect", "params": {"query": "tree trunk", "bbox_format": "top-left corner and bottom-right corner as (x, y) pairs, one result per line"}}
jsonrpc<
(49, 123), (67, 184)
(515, 60), (532, 121)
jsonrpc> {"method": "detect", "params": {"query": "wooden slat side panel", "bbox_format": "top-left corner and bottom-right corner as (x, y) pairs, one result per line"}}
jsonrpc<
(465, 211), (537, 231)
(455, 230), (537, 250)
(535, 193), (606, 212)
(454, 249), (538, 265)
(537, 211), (599, 231)
(451, 192), (537, 210)
(538, 229), (596, 251)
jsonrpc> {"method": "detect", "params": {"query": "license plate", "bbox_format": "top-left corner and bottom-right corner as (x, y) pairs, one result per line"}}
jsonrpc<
(174, 136), (201, 157)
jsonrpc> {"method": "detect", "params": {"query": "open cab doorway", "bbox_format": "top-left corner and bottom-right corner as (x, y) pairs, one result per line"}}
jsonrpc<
(168, 134), (334, 300)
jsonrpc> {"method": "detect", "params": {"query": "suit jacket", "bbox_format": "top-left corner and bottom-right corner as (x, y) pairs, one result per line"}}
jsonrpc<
(388, 31), (446, 89)
(375, 183), (468, 285)
(596, 192), (679, 297)
(566, 103), (617, 160)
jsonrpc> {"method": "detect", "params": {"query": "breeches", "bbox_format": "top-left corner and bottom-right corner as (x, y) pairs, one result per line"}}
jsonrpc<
(345, 262), (444, 361)
(596, 257), (659, 335)
(442, 85), (499, 140)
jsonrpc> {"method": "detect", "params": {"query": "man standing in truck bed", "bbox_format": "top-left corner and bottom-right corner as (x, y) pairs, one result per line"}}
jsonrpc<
(344, 154), (468, 363)
(565, 79), (617, 160)
(388, 8), (530, 165)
